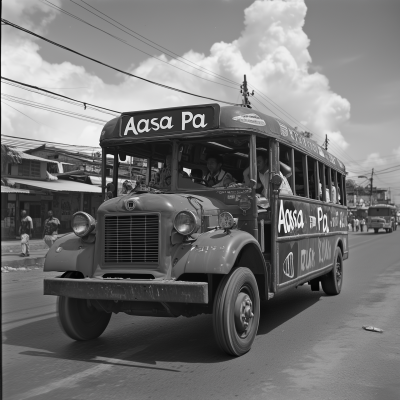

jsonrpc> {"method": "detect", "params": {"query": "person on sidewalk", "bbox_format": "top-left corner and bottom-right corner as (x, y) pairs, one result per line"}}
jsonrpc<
(19, 210), (33, 257)
(355, 218), (360, 232)
(43, 210), (60, 248)
(360, 218), (366, 232)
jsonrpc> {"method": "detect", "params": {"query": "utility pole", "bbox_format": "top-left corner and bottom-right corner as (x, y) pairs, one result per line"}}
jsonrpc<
(240, 75), (254, 108)
(323, 134), (329, 150)
(370, 168), (374, 206)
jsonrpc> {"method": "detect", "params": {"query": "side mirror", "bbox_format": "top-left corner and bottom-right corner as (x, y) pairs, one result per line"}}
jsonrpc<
(270, 173), (282, 190)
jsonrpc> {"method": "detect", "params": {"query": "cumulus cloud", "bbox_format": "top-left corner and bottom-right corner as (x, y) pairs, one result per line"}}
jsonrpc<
(393, 146), (400, 161)
(1, 0), (351, 151)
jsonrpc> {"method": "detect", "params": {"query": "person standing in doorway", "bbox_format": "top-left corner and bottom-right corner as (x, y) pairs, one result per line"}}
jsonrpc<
(19, 210), (33, 257)
(43, 210), (60, 248)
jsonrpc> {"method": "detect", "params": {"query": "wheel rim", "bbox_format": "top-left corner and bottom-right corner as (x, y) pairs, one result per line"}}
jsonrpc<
(234, 288), (254, 338)
(335, 256), (342, 287)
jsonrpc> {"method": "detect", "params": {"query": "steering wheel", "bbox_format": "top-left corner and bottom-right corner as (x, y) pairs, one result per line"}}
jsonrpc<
(191, 177), (208, 186)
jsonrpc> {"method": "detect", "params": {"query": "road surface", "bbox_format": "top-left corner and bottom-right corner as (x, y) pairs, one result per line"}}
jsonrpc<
(2, 230), (400, 400)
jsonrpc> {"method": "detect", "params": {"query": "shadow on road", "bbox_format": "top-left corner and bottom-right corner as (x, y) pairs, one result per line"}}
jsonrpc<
(4, 286), (323, 367)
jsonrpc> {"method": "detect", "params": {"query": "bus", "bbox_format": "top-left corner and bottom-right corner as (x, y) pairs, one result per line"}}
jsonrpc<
(44, 104), (349, 356)
(367, 204), (397, 233)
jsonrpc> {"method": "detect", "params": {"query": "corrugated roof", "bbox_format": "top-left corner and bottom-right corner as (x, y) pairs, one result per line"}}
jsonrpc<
(20, 152), (59, 164)
(7, 178), (102, 193)
(1, 186), (31, 194)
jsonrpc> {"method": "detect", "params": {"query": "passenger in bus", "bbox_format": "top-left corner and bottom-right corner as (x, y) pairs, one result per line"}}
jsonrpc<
(204, 154), (234, 187)
(159, 154), (172, 187)
(243, 151), (293, 201)
(331, 184), (337, 203)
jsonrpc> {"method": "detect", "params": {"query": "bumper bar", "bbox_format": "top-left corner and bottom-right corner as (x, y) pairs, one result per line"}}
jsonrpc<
(44, 278), (208, 304)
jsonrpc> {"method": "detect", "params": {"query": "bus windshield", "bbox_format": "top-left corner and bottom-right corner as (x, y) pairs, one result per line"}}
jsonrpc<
(176, 136), (250, 191)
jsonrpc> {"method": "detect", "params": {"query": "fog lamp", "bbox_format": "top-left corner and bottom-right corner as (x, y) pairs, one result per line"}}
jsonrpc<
(218, 212), (235, 229)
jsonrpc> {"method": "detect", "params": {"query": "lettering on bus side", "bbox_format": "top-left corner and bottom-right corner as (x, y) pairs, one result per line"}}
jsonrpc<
(277, 200), (307, 236)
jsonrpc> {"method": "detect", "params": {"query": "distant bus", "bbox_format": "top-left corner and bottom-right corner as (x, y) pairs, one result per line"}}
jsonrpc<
(367, 204), (397, 233)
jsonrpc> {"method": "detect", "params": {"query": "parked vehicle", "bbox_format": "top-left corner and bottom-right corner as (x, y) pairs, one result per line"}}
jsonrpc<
(44, 104), (349, 356)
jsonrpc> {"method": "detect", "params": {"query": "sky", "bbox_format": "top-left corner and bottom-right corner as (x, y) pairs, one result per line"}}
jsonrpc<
(1, 0), (399, 203)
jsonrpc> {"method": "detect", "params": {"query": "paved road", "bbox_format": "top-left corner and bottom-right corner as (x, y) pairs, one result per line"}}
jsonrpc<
(3, 230), (400, 400)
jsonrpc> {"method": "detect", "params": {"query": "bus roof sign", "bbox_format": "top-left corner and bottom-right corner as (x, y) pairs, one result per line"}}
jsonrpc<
(100, 104), (345, 173)
(119, 103), (220, 138)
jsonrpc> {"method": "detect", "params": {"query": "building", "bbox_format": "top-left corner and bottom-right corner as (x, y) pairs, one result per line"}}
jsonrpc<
(1, 149), (102, 239)
(346, 187), (389, 208)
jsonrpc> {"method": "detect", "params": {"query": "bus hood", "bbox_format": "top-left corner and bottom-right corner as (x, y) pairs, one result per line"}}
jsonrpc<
(98, 192), (226, 217)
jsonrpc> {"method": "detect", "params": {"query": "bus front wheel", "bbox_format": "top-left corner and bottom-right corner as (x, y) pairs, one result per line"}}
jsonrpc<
(374, 228), (379, 234)
(321, 247), (343, 296)
(57, 296), (111, 341)
(213, 267), (260, 357)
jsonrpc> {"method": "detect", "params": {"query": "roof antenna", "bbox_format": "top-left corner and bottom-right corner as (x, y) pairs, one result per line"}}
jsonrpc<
(240, 74), (254, 108)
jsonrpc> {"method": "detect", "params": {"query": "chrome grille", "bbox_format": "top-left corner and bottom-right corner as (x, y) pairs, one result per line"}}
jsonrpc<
(104, 214), (159, 263)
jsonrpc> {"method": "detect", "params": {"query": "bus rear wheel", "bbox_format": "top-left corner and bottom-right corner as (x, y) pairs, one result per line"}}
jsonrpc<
(321, 247), (343, 296)
(213, 267), (260, 357)
(57, 296), (111, 341)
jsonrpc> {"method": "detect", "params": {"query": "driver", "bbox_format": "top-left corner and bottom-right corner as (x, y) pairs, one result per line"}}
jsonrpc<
(204, 154), (234, 187)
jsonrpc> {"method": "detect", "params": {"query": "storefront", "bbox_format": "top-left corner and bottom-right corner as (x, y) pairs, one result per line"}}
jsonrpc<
(5, 178), (102, 237)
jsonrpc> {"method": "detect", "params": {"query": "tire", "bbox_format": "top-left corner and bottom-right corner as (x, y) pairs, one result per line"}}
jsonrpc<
(57, 296), (111, 341)
(374, 228), (379, 234)
(213, 267), (260, 357)
(321, 247), (343, 296)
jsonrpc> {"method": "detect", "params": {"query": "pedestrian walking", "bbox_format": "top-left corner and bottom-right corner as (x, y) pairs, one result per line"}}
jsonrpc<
(43, 210), (60, 248)
(360, 218), (366, 232)
(350, 219), (355, 232)
(355, 218), (360, 232)
(19, 210), (33, 257)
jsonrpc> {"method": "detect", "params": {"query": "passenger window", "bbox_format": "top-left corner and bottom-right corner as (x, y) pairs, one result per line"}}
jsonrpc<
(293, 150), (306, 197)
(337, 173), (345, 205)
(307, 157), (318, 200)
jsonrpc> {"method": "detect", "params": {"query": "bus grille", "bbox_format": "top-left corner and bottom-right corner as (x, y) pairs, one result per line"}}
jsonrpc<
(104, 214), (159, 264)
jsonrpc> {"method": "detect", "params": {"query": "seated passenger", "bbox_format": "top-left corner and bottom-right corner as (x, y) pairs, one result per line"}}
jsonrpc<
(243, 151), (293, 202)
(159, 154), (172, 187)
(205, 154), (234, 187)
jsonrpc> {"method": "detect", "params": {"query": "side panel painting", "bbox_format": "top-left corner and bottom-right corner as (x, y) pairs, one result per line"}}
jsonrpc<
(277, 198), (347, 286)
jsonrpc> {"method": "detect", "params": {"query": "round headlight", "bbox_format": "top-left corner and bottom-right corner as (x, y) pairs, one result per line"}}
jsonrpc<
(174, 211), (199, 236)
(218, 212), (235, 229)
(71, 212), (95, 237)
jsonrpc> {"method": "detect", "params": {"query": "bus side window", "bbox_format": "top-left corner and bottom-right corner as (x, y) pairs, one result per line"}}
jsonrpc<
(307, 157), (317, 199)
(293, 150), (306, 197)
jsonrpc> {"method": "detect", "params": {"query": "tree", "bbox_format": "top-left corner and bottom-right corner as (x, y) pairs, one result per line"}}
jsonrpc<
(1, 144), (22, 177)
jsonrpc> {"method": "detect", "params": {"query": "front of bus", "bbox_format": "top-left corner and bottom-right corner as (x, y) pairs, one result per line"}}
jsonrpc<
(43, 104), (267, 307)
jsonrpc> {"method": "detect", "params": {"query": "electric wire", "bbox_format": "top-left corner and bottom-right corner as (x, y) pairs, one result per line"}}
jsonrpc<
(40, 0), (239, 91)
(2, 77), (119, 117)
(1, 18), (238, 106)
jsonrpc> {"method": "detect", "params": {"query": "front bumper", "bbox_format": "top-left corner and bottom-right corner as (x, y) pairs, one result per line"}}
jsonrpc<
(44, 278), (208, 304)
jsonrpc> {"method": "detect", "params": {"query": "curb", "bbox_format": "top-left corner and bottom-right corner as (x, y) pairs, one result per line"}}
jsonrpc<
(1, 257), (45, 269)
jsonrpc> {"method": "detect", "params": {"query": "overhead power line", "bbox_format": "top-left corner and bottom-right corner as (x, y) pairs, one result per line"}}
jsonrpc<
(40, 0), (238, 91)
(1, 93), (108, 125)
(2, 76), (119, 116)
(1, 18), (237, 106)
